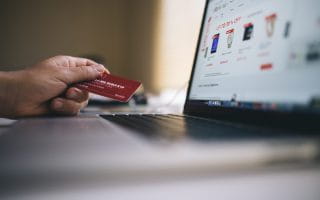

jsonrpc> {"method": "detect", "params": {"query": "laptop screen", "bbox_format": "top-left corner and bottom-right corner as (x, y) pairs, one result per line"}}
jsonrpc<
(188, 0), (320, 114)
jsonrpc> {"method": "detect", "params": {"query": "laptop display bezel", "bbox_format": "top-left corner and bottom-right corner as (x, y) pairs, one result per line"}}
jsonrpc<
(183, 0), (320, 128)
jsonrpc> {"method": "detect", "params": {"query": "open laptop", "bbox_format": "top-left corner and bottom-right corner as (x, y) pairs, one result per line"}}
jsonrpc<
(101, 0), (320, 134)
(1, 0), (320, 194)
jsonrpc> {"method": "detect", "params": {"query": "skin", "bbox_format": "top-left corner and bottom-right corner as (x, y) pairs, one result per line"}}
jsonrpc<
(0, 55), (108, 118)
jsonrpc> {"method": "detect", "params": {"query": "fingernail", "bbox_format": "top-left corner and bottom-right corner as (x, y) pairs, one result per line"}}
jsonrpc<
(68, 91), (77, 99)
(93, 64), (105, 73)
(54, 100), (63, 110)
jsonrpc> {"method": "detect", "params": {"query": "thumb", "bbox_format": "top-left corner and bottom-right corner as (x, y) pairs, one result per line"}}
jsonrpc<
(60, 64), (106, 84)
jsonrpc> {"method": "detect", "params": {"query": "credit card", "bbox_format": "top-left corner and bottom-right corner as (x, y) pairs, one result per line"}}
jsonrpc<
(75, 73), (141, 102)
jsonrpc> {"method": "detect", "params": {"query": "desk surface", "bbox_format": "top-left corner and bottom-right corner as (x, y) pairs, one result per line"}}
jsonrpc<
(0, 118), (16, 136)
(2, 165), (320, 200)
(1, 116), (320, 200)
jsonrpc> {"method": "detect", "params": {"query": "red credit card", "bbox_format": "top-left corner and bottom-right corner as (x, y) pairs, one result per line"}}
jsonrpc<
(75, 73), (141, 102)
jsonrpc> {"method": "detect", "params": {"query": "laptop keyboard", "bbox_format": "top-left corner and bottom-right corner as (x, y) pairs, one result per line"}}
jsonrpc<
(100, 114), (283, 140)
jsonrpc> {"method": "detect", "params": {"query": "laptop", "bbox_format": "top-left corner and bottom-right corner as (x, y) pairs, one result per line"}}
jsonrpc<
(1, 0), (320, 194)
(101, 0), (320, 135)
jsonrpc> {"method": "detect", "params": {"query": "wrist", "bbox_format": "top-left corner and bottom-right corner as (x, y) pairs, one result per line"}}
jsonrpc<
(0, 71), (23, 118)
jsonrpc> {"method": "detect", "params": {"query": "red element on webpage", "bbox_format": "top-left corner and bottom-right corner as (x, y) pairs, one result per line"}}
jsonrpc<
(244, 23), (253, 28)
(265, 13), (277, 37)
(265, 13), (277, 21)
(226, 29), (234, 34)
(216, 16), (241, 30)
(226, 29), (235, 48)
(260, 63), (273, 71)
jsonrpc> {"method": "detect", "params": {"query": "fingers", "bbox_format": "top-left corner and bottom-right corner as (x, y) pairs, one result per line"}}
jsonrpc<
(51, 98), (88, 115)
(60, 64), (106, 84)
(104, 67), (110, 74)
(51, 55), (98, 67)
(45, 55), (110, 84)
(70, 56), (98, 67)
(65, 87), (89, 103)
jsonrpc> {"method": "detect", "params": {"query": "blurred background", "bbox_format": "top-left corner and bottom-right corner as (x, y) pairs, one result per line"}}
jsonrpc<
(0, 0), (205, 94)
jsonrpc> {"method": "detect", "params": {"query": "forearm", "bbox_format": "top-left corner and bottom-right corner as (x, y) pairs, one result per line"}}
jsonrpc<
(0, 71), (21, 118)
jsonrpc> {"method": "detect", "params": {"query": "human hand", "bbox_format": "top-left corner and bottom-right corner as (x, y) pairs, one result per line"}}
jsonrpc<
(0, 55), (108, 118)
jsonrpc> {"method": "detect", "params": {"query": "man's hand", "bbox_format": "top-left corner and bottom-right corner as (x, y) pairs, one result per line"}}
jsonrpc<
(0, 55), (107, 118)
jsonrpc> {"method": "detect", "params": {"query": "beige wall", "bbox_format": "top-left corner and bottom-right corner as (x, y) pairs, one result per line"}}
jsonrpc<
(0, 0), (204, 93)
(0, 0), (128, 75)
(154, 0), (205, 92)
(125, 0), (160, 92)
